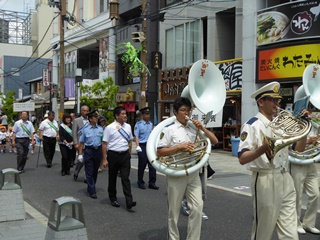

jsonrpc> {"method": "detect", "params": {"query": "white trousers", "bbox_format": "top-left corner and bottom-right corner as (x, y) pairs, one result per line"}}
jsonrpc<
(251, 171), (298, 240)
(167, 172), (203, 240)
(290, 163), (319, 228)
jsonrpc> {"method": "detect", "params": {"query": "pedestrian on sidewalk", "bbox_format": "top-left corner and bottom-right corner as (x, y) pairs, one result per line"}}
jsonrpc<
(11, 111), (35, 173)
(102, 106), (136, 210)
(78, 110), (103, 199)
(238, 82), (306, 240)
(134, 107), (159, 190)
(38, 111), (59, 168)
(157, 97), (218, 240)
(72, 105), (89, 181)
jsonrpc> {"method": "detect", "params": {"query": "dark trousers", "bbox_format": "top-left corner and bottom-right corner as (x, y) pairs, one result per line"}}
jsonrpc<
(84, 147), (102, 195)
(137, 144), (156, 186)
(59, 144), (73, 173)
(16, 138), (29, 171)
(107, 150), (133, 206)
(43, 136), (57, 165)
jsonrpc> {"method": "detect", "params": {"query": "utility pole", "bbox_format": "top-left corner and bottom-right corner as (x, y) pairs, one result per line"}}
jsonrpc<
(140, 0), (147, 109)
(59, 0), (66, 120)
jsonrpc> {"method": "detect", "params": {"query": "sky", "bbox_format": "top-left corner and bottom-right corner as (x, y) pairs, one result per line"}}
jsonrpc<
(0, 0), (36, 13)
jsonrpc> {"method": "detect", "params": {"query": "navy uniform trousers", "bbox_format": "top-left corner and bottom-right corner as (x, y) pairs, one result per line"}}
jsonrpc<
(137, 143), (156, 186)
(84, 146), (102, 195)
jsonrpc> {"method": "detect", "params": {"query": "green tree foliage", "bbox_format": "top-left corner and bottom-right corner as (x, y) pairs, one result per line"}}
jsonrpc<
(117, 42), (150, 79)
(0, 90), (17, 125)
(80, 77), (120, 124)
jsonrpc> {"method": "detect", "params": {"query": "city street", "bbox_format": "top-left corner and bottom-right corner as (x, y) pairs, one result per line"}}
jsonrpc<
(0, 144), (319, 240)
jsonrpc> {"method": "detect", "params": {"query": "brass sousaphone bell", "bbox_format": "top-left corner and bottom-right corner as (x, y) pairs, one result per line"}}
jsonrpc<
(146, 59), (226, 177)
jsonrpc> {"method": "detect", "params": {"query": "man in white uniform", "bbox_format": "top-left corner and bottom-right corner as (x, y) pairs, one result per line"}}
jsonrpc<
(238, 82), (305, 240)
(157, 97), (218, 240)
(290, 96), (320, 235)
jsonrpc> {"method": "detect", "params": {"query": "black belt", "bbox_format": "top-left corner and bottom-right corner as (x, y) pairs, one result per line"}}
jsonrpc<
(16, 137), (29, 140)
(43, 136), (56, 139)
(86, 145), (101, 150)
(108, 149), (129, 155)
(139, 143), (147, 146)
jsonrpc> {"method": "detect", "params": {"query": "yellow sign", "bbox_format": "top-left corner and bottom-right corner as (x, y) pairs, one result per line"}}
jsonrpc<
(257, 43), (320, 82)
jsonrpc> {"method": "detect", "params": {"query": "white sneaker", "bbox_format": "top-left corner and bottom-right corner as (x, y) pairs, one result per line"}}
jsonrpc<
(31, 150), (34, 155)
(202, 212), (208, 220)
(297, 226), (306, 234)
(303, 226), (320, 234)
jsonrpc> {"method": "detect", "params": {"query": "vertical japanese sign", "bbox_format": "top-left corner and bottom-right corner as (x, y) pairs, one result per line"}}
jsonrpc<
(43, 69), (49, 86)
(64, 78), (75, 98)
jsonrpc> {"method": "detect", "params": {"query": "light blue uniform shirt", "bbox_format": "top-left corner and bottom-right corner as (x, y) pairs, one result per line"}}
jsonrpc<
(79, 124), (103, 147)
(134, 120), (153, 144)
(13, 120), (34, 138)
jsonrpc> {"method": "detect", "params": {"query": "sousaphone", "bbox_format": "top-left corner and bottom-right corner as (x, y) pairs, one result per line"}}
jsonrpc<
(289, 64), (320, 164)
(146, 59), (226, 176)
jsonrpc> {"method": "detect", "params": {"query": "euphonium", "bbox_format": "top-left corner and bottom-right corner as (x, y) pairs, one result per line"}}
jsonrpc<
(146, 59), (226, 177)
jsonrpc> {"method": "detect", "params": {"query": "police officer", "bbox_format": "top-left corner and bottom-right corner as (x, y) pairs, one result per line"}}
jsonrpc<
(134, 107), (158, 190)
(78, 110), (103, 199)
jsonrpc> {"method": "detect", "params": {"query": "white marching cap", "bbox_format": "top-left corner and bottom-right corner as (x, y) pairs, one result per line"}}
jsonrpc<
(251, 81), (282, 101)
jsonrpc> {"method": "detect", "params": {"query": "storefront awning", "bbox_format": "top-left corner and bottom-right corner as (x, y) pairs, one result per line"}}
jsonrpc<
(57, 101), (75, 110)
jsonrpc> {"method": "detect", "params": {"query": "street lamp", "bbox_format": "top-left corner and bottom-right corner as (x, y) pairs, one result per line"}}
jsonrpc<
(75, 68), (82, 115)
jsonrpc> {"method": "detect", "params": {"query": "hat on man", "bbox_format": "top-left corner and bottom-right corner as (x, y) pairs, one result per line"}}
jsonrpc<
(251, 81), (282, 101)
(98, 116), (107, 123)
(87, 110), (99, 118)
(140, 107), (151, 114)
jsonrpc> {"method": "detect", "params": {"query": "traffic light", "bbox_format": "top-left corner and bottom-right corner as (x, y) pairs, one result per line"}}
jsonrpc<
(131, 32), (145, 43)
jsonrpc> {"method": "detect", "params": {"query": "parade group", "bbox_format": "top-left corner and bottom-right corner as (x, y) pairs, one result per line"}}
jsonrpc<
(0, 81), (319, 239)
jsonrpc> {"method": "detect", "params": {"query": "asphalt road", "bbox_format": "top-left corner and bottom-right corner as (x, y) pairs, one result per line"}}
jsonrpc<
(0, 147), (319, 240)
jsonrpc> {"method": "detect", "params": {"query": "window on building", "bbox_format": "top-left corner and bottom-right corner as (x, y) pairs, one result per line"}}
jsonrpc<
(165, 20), (201, 68)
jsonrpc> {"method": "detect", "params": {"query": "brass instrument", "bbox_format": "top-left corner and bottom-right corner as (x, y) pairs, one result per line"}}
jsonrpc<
(288, 64), (320, 164)
(146, 59), (226, 176)
(264, 108), (312, 158)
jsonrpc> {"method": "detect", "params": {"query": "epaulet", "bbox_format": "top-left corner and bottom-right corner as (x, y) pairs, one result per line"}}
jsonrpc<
(164, 121), (175, 128)
(246, 117), (258, 125)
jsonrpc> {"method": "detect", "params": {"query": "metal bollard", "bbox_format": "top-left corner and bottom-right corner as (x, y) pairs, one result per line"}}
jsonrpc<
(45, 196), (88, 240)
(0, 168), (25, 222)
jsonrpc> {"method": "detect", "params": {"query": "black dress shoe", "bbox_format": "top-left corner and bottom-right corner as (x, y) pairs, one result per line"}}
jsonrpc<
(18, 170), (25, 174)
(111, 201), (120, 207)
(61, 172), (65, 176)
(47, 164), (52, 168)
(148, 185), (159, 190)
(127, 201), (137, 210)
(73, 172), (78, 180)
(66, 171), (71, 175)
(90, 194), (97, 199)
(138, 184), (146, 189)
(84, 179), (87, 184)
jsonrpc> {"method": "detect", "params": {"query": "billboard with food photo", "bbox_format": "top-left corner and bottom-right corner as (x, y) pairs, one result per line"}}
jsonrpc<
(257, 1), (320, 46)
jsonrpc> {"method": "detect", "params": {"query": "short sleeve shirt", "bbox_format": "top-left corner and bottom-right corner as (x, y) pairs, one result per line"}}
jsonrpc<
(238, 112), (288, 171)
(12, 120), (35, 138)
(134, 120), (153, 143)
(79, 124), (103, 147)
(158, 119), (198, 148)
(39, 119), (59, 137)
(103, 121), (133, 152)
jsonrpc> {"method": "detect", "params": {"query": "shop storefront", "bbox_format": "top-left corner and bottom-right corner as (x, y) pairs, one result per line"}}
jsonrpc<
(116, 92), (137, 132)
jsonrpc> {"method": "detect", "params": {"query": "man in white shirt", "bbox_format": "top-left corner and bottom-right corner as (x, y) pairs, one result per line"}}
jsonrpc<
(38, 111), (59, 168)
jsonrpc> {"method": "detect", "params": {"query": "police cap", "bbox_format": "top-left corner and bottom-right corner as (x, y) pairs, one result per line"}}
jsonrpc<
(87, 110), (99, 118)
(140, 107), (151, 114)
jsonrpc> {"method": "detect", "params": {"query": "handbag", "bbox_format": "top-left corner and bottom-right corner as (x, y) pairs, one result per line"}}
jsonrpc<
(207, 164), (215, 178)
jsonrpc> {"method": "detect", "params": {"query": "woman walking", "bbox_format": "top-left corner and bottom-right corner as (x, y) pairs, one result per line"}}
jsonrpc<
(59, 113), (74, 176)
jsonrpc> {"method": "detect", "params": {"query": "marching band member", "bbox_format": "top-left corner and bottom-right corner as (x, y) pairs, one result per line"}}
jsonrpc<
(157, 97), (217, 240)
(238, 82), (304, 240)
